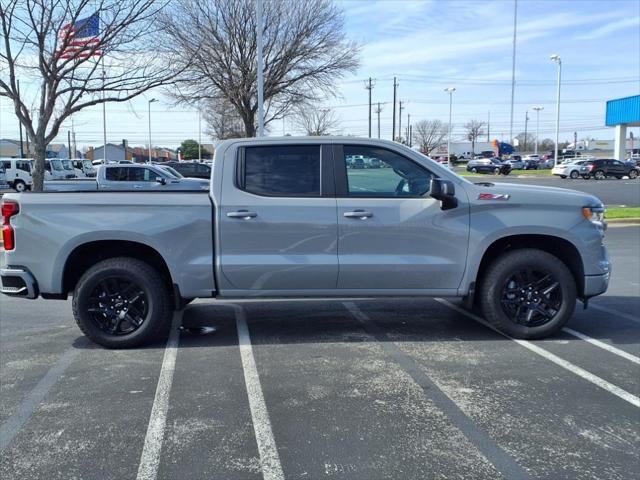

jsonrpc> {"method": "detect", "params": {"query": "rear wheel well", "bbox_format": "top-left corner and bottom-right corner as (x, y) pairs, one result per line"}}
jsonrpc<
(63, 241), (174, 297)
(475, 235), (584, 298)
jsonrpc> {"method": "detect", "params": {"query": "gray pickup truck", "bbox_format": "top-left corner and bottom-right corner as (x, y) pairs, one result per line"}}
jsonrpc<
(1, 138), (610, 347)
(44, 163), (210, 191)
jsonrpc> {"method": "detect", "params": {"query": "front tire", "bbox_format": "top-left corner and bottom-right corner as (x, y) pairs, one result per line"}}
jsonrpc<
(560, 175), (567, 179)
(569, 170), (579, 179)
(72, 257), (173, 348)
(593, 170), (606, 180)
(14, 180), (26, 192)
(629, 169), (638, 179)
(478, 249), (576, 339)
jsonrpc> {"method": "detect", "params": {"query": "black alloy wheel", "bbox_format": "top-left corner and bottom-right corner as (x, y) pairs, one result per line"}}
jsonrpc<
(87, 277), (148, 335)
(500, 268), (562, 328)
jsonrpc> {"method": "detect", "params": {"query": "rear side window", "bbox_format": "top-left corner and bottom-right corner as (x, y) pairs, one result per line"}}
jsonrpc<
(105, 167), (128, 181)
(128, 167), (155, 182)
(241, 145), (321, 196)
(17, 161), (31, 172)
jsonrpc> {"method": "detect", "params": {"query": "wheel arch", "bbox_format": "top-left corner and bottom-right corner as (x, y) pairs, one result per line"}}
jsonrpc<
(474, 234), (585, 298)
(62, 240), (174, 297)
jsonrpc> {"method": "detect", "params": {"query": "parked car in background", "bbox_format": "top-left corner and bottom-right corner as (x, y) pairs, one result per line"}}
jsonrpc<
(523, 154), (540, 161)
(479, 150), (495, 159)
(551, 160), (589, 179)
(466, 157), (511, 175)
(457, 151), (474, 160)
(579, 159), (639, 180)
(161, 161), (212, 179)
(72, 159), (97, 177)
(0, 160), (8, 189)
(0, 158), (33, 192)
(44, 164), (210, 191)
(504, 158), (524, 169)
(92, 159), (134, 166)
(523, 159), (539, 170)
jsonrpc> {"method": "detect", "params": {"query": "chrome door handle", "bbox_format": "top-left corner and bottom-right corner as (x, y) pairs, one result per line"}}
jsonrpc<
(134, 185), (143, 189)
(343, 210), (373, 219)
(227, 210), (257, 219)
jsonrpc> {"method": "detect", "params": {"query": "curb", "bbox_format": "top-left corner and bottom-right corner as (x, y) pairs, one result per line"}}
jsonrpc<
(606, 218), (640, 225)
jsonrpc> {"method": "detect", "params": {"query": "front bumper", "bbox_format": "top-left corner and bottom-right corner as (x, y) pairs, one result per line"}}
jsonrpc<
(583, 272), (610, 298)
(0, 267), (39, 299)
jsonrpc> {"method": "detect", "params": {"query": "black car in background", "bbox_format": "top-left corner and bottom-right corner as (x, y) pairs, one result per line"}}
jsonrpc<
(466, 157), (511, 175)
(579, 159), (639, 180)
(161, 161), (211, 179)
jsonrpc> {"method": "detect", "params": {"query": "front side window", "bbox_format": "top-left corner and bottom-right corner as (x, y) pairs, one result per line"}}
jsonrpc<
(242, 145), (321, 196)
(343, 146), (432, 197)
(17, 161), (31, 172)
(62, 160), (74, 170)
(51, 160), (63, 171)
(128, 167), (155, 182)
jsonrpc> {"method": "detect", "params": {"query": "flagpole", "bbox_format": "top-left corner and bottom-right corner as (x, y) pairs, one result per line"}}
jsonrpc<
(101, 56), (106, 164)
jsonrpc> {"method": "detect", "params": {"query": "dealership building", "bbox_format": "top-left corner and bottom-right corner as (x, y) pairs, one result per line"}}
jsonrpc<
(605, 94), (640, 160)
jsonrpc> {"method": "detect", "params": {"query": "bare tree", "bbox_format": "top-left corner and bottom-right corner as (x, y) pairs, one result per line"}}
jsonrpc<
(202, 98), (247, 140)
(464, 119), (485, 154)
(0, 0), (179, 190)
(160, 0), (359, 137)
(515, 132), (536, 151)
(294, 105), (338, 136)
(412, 119), (447, 155)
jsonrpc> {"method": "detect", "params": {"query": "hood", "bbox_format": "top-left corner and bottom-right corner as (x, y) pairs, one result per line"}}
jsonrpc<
(466, 181), (603, 208)
(181, 177), (210, 185)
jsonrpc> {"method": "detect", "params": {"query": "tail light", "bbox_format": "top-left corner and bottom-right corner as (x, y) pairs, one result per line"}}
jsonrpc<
(588, 164), (596, 172)
(1, 199), (19, 251)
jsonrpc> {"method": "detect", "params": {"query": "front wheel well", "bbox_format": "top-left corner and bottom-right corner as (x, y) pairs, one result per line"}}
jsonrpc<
(475, 235), (584, 297)
(63, 241), (174, 297)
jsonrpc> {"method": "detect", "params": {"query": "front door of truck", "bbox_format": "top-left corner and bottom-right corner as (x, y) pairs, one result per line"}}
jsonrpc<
(334, 144), (469, 291)
(219, 144), (338, 291)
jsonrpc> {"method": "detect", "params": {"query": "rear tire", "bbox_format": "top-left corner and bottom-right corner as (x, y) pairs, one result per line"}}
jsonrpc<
(478, 249), (576, 339)
(72, 257), (173, 348)
(13, 180), (26, 192)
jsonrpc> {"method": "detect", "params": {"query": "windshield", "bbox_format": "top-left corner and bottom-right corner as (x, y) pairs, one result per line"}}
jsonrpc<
(51, 160), (63, 171)
(61, 160), (74, 170)
(82, 160), (94, 169)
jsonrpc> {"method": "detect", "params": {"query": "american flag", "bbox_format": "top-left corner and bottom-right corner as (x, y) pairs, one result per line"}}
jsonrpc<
(58, 12), (102, 60)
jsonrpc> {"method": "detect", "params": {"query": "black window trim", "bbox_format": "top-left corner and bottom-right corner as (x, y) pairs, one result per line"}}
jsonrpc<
(333, 143), (435, 199)
(235, 144), (333, 198)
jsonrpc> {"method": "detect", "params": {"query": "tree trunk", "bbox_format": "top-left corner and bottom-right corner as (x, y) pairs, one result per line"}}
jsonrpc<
(242, 114), (256, 137)
(31, 142), (47, 192)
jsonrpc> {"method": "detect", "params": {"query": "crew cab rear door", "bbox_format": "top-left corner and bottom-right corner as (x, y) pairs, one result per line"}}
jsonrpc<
(333, 144), (469, 291)
(218, 143), (338, 291)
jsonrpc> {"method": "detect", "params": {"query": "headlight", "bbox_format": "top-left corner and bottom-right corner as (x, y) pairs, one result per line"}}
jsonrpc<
(582, 206), (605, 224)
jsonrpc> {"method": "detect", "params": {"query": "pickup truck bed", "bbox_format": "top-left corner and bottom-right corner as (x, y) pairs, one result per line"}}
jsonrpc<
(1, 137), (610, 348)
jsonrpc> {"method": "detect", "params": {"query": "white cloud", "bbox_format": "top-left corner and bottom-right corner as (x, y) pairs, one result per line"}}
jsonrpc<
(575, 16), (640, 40)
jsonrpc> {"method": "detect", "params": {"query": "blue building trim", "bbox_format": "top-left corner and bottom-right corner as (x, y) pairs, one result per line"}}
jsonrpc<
(605, 95), (640, 126)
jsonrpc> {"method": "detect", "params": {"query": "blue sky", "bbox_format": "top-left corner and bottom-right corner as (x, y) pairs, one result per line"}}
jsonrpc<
(0, 0), (638, 149)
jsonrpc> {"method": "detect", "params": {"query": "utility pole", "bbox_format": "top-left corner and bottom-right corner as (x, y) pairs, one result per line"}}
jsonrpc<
(407, 113), (411, 145)
(71, 118), (76, 159)
(409, 125), (413, 147)
(198, 107), (202, 162)
(67, 131), (71, 159)
(375, 102), (382, 139)
(365, 77), (375, 138)
(398, 101), (404, 142)
(487, 111), (491, 142)
(509, 0), (518, 143)
(392, 77), (398, 141)
(17, 80), (24, 158)
(256, 0), (265, 137)
(532, 106), (543, 154)
(523, 110), (529, 151)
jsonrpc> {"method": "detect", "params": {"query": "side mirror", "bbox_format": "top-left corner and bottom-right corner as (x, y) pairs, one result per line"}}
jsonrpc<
(430, 178), (458, 210)
(156, 176), (167, 185)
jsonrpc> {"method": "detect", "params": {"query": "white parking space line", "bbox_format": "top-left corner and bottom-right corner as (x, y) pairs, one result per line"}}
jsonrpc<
(136, 312), (182, 480)
(589, 303), (640, 325)
(233, 305), (285, 480)
(435, 299), (640, 408)
(0, 347), (81, 451)
(562, 327), (640, 365)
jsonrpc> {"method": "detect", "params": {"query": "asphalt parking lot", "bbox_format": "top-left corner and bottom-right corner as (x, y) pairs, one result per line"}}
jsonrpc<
(1, 225), (638, 480)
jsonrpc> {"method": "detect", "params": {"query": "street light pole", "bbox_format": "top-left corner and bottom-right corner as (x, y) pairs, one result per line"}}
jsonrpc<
(532, 106), (543, 155)
(256, 0), (265, 137)
(198, 107), (202, 162)
(148, 98), (158, 164)
(551, 54), (562, 166)
(445, 87), (456, 169)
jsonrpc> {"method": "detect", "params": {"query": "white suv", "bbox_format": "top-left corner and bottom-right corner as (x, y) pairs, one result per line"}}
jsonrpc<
(0, 158), (33, 192)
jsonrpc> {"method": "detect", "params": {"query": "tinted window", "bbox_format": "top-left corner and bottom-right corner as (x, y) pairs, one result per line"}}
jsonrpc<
(17, 161), (31, 172)
(344, 146), (432, 197)
(1, 161), (9, 169)
(105, 167), (128, 181)
(176, 163), (197, 176)
(243, 145), (320, 196)
(197, 164), (211, 175)
(128, 167), (155, 181)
